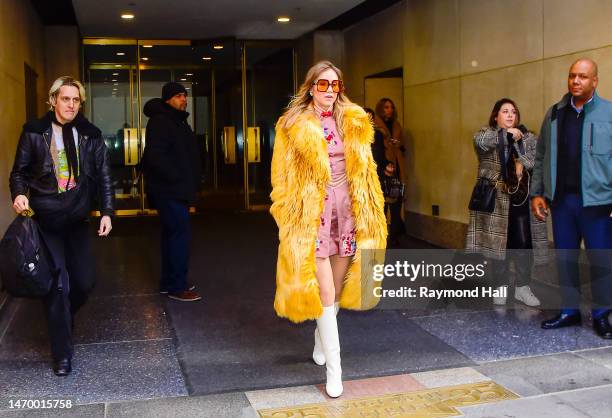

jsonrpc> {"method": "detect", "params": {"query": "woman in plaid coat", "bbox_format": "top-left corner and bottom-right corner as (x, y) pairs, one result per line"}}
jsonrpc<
(466, 98), (548, 307)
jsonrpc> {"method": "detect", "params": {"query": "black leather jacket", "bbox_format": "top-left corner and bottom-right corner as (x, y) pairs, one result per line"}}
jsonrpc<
(9, 112), (114, 217)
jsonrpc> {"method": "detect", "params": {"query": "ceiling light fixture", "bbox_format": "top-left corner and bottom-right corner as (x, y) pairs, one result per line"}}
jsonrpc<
(185, 73), (193, 76)
(121, 13), (134, 20)
(141, 57), (149, 61)
(115, 65), (121, 67)
(116, 52), (125, 56)
(142, 45), (153, 48)
(112, 79), (117, 82)
(277, 17), (290, 23)
(202, 56), (212, 60)
(112, 72), (119, 75)
(213, 45), (223, 50)
(180, 78), (187, 81)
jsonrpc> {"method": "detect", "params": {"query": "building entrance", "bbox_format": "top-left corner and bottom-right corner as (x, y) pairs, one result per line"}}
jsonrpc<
(82, 39), (295, 215)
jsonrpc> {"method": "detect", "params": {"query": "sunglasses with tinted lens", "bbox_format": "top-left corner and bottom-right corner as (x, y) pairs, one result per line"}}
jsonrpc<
(313, 79), (344, 93)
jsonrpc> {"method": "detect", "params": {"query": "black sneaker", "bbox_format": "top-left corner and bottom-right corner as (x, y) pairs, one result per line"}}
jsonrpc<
(159, 284), (196, 294)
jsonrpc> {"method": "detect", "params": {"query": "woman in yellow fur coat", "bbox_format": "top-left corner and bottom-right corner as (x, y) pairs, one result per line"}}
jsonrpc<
(270, 61), (387, 398)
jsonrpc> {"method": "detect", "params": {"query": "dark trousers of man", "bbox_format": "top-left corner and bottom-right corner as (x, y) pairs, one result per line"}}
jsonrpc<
(40, 221), (94, 362)
(492, 200), (533, 287)
(155, 198), (190, 293)
(551, 193), (612, 317)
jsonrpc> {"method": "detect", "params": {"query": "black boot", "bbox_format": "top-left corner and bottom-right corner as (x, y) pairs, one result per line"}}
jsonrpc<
(541, 311), (582, 329)
(593, 315), (612, 339)
(53, 358), (72, 376)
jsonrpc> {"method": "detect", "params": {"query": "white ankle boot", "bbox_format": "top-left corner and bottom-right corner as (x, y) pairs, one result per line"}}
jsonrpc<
(514, 285), (540, 307)
(313, 302), (339, 365)
(316, 305), (343, 398)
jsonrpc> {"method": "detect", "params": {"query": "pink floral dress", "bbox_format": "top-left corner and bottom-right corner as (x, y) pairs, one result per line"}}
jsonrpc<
(315, 112), (357, 258)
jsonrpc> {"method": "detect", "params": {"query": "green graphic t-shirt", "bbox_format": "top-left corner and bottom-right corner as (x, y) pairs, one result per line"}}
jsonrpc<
(50, 123), (79, 193)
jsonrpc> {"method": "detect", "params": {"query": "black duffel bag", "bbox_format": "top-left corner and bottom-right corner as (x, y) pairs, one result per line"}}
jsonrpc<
(0, 211), (53, 298)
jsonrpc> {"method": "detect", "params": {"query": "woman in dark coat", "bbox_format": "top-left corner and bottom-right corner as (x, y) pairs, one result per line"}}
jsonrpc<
(372, 100), (407, 247)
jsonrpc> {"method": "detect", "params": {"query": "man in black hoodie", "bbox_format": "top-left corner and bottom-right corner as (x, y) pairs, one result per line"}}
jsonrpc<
(142, 82), (202, 302)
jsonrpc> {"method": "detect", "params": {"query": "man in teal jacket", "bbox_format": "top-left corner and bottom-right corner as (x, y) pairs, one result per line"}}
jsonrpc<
(531, 58), (612, 338)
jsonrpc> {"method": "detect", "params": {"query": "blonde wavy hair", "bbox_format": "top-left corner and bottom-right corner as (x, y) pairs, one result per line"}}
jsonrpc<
(279, 61), (355, 137)
(48, 76), (87, 110)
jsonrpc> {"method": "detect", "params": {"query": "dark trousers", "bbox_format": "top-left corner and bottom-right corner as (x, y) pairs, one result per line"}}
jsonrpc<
(551, 193), (612, 313)
(492, 200), (533, 287)
(385, 199), (405, 240)
(155, 198), (191, 293)
(40, 221), (94, 361)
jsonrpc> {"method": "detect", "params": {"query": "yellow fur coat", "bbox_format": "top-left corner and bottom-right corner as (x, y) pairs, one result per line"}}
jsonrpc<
(270, 104), (387, 323)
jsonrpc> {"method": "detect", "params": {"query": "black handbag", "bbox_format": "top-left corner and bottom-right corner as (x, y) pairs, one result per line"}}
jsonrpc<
(0, 212), (53, 298)
(469, 178), (497, 213)
(382, 177), (405, 200)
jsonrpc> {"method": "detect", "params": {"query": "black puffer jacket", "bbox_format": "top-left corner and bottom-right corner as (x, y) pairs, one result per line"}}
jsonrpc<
(9, 112), (114, 217)
(141, 98), (201, 203)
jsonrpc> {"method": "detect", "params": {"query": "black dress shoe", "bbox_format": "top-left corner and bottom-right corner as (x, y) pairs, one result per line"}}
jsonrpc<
(541, 312), (582, 329)
(53, 358), (72, 376)
(593, 316), (612, 339)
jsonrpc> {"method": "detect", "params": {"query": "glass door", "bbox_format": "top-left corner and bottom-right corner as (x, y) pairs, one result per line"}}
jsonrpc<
(138, 40), (244, 210)
(242, 42), (295, 210)
(83, 38), (295, 214)
(83, 40), (142, 214)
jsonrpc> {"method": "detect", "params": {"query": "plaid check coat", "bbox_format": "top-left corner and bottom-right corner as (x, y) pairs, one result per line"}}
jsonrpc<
(465, 126), (548, 263)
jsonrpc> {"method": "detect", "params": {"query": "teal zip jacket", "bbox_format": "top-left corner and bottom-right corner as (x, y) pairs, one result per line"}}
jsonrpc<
(532, 92), (612, 206)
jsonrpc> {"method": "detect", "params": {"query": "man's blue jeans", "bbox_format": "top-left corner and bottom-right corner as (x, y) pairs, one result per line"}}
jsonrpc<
(551, 193), (612, 317)
(155, 198), (191, 293)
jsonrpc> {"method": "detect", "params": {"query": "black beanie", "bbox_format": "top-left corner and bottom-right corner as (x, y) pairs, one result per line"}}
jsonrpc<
(162, 82), (188, 101)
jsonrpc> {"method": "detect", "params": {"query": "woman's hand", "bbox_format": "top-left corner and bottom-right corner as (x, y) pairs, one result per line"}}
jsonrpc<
(507, 128), (523, 140)
(514, 161), (524, 179)
(12, 195), (29, 214)
(384, 163), (395, 177)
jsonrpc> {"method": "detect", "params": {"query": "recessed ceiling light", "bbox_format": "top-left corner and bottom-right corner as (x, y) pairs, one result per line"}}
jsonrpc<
(213, 45), (223, 50)
(112, 79), (117, 82)
(142, 45), (153, 48)
(202, 56), (212, 60)
(121, 13), (134, 20)
(277, 17), (290, 23)
(141, 57), (149, 61)
(116, 52), (125, 56)
(112, 72), (119, 75)
(185, 73), (193, 76)
(180, 78), (187, 81)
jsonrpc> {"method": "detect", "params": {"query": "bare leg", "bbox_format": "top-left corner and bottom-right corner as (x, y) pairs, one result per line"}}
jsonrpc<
(316, 257), (336, 307)
(330, 254), (353, 302)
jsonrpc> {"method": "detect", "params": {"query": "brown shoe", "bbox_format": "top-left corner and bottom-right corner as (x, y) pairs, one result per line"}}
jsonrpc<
(167, 290), (202, 302)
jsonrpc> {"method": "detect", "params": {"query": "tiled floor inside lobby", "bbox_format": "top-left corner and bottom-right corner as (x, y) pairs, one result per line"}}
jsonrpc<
(1, 212), (611, 417)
